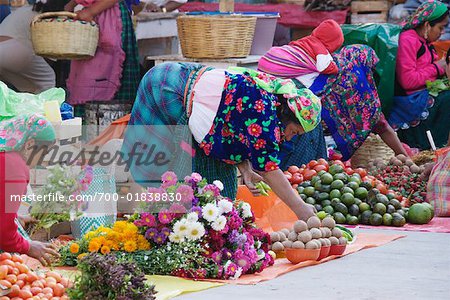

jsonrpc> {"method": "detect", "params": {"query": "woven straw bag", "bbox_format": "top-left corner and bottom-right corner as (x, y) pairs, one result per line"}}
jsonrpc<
(31, 12), (99, 60)
(351, 134), (395, 168)
(177, 15), (257, 59)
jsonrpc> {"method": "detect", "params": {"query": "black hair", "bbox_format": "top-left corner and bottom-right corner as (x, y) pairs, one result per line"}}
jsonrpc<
(429, 10), (449, 27)
(276, 95), (301, 126)
(33, 0), (70, 13)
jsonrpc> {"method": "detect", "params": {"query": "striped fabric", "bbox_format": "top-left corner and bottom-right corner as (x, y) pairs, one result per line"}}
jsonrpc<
(123, 62), (238, 199)
(115, 1), (140, 103)
(258, 44), (318, 78)
(428, 151), (450, 217)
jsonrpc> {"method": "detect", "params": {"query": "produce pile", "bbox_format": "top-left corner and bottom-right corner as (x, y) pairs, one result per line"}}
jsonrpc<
(367, 154), (430, 206)
(285, 159), (434, 226)
(0, 253), (70, 300)
(269, 216), (350, 253)
(59, 172), (273, 280)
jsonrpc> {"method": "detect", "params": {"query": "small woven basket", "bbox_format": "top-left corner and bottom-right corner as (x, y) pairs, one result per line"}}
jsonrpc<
(177, 15), (257, 59)
(31, 12), (99, 60)
(351, 134), (395, 168)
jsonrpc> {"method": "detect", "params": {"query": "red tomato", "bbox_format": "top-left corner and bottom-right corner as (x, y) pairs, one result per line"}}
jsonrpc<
(332, 160), (345, 168)
(291, 174), (303, 185)
(376, 183), (388, 195)
(287, 165), (300, 174)
(345, 167), (354, 175)
(307, 160), (318, 169)
(344, 160), (352, 168)
(292, 184), (298, 189)
(314, 164), (328, 172)
(330, 152), (343, 160)
(303, 169), (317, 181)
(355, 168), (367, 178)
(298, 168), (305, 174)
(317, 158), (329, 166)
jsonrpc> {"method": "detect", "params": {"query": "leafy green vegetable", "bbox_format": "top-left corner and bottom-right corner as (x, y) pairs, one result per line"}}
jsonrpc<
(426, 78), (450, 97)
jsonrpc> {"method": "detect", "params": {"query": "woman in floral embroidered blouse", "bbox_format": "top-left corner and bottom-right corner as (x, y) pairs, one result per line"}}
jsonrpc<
(123, 62), (322, 221)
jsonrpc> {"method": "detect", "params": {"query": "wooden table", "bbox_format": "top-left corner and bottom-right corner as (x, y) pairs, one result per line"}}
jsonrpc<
(145, 54), (262, 69)
(134, 12), (180, 62)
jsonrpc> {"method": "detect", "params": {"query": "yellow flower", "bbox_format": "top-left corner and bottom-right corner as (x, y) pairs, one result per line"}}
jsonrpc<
(77, 253), (88, 260)
(70, 243), (80, 254)
(84, 231), (96, 240)
(137, 236), (151, 250)
(113, 221), (129, 232)
(124, 223), (138, 233)
(101, 245), (111, 255)
(88, 240), (101, 252)
(123, 240), (137, 253)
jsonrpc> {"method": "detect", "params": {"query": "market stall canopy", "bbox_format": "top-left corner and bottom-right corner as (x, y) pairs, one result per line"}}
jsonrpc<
(179, 2), (348, 28)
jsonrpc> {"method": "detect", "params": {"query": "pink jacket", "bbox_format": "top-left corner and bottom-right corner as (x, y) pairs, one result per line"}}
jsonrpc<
(396, 29), (445, 95)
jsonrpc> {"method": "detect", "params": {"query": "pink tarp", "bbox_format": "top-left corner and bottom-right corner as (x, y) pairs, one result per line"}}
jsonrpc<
(179, 2), (349, 29)
(353, 217), (450, 233)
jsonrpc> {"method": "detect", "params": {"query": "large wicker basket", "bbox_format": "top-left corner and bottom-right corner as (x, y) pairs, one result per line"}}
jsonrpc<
(351, 134), (395, 168)
(31, 12), (99, 60)
(177, 15), (257, 59)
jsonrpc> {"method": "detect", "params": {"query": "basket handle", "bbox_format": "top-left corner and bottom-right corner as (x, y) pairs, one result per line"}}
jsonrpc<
(32, 12), (78, 25)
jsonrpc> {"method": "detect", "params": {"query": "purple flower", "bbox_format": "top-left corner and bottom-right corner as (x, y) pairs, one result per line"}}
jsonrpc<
(153, 232), (167, 244)
(222, 249), (233, 260)
(190, 206), (202, 218)
(211, 251), (223, 264)
(145, 228), (158, 240)
(158, 209), (174, 224)
(161, 227), (171, 237)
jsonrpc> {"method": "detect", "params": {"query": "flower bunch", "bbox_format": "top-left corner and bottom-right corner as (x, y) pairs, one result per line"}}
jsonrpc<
(28, 165), (95, 235)
(130, 171), (274, 280)
(60, 221), (151, 265)
(68, 253), (156, 300)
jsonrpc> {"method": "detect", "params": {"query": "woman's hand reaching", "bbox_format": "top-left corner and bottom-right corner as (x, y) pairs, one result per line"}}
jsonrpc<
(75, 9), (95, 22)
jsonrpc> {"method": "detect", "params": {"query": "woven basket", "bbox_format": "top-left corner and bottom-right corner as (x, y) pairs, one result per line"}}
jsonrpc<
(351, 134), (395, 169)
(31, 12), (99, 60)
(177, 15), (257, 59)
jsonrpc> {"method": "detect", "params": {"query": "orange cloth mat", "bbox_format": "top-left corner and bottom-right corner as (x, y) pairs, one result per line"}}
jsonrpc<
(433, 40), (450, 58)
(87, 114), (130, 146)
(206, 232), (405, 285)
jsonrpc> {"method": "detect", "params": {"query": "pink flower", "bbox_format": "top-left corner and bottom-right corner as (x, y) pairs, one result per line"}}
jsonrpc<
(0, 130), (6, 139)
(254, 100), (265, 113)
(169, 203), (187, 214)
(274, 127), (281, 143)
(158, 209), (174, 224)
(264, 161), (278, 172)
(176, 184), (194, 203)
(202, 184), (220, 197)
(191, 172), (202, 182)
(5, 139), (17, 147)
(299, 96), (312, 106)
(211, 251), (223, 264)
(247, 123), (262, 137)
(253, 139), (266, 150)
(37, 119), (46, 126)
(225, 262), (238, 277)
(161, 171), (177, 185)
(140, 212), (156, 227)
(234, 249), (252, 272)
(237, 98), (243, 113)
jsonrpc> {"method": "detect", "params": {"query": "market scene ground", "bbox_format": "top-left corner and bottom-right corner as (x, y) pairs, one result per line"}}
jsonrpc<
(0, 0), (449, 299)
